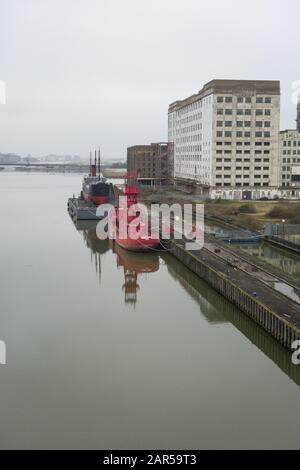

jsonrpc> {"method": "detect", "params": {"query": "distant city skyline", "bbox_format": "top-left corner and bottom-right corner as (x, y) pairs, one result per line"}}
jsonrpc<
(1, 0), (300, 159)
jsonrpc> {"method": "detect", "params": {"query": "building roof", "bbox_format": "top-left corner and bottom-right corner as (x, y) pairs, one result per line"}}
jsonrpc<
(168, 79), (280, 113)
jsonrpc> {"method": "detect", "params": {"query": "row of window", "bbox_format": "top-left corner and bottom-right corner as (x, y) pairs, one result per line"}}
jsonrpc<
(282, 150), (300, 156)
(283, 140), (300, 146)
(216, 174), (269, 179)
(217, 96), (272, 104)
(216, 157), (269, 161)
(216, 166), (269, 171)
(179, 124), (201, 133)
(215, 182), (270, 186)
(216, 131), (271, 138)
(216, 121), (271, 128)
(217, 109), (271, 116)
(282, 158), (300, 163)
(216, 135), (271, 145)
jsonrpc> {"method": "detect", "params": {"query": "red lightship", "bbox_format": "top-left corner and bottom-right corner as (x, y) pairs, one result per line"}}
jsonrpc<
(111, 175), (160, 252)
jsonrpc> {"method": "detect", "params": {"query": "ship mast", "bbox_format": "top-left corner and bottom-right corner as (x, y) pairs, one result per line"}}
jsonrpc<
(98, 147), (101, 181)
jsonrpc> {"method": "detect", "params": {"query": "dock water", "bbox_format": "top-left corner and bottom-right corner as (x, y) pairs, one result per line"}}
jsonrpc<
(167, 237), (300, 350)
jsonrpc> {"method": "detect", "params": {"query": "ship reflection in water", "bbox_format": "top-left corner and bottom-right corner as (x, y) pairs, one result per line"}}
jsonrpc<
(114, 244), (159, 305)
(74, 220), (159, 305)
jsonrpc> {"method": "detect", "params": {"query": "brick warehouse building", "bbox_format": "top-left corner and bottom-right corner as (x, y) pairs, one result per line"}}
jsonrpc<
(127, 142), (172, 187)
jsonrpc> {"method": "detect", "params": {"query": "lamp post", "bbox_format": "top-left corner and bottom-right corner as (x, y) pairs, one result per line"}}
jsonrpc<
(282, 219), (286, 239)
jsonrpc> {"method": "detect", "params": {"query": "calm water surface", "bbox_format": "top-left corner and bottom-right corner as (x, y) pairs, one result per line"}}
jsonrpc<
(0, 171), (300, 449)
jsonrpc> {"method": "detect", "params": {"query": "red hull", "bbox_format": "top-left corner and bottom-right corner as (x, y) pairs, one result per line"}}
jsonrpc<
(115, 229), (160, 252)
(83, 192), (109, 206)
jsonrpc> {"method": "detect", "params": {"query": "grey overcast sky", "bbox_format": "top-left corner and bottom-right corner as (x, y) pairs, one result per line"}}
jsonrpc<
(0, 0), (299, 159)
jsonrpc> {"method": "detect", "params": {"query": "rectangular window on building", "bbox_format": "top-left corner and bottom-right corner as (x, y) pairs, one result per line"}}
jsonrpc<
(217, 97), (223, 103)
(236, 131), (243, 137)
(256, 109), (263, 115)
(265, 109), (271, 116)
(225, 131), (232, 137)
(245, 97), (252, 103)
(225, 109), (232, 115)
(264, 121), (271, 127)
(217, 109), (223, 115)
(237, 121), (243, 127)
(217, 131), (223, 137)
(256, 121), (263, 127)
(225, 97), (232, 103)
(264, 132), (270, 137)
(256, 97), (263, 103)
(237, 109), (243, 115)
(255, 132), (262, 137)
(225, 121), (232, 127)
(265, 97), (272, 103)
(244, 121), (251, 127)
(217, 121), (223, 127)
(237, 97), (243, 103)
(244, 131), (251, 137)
